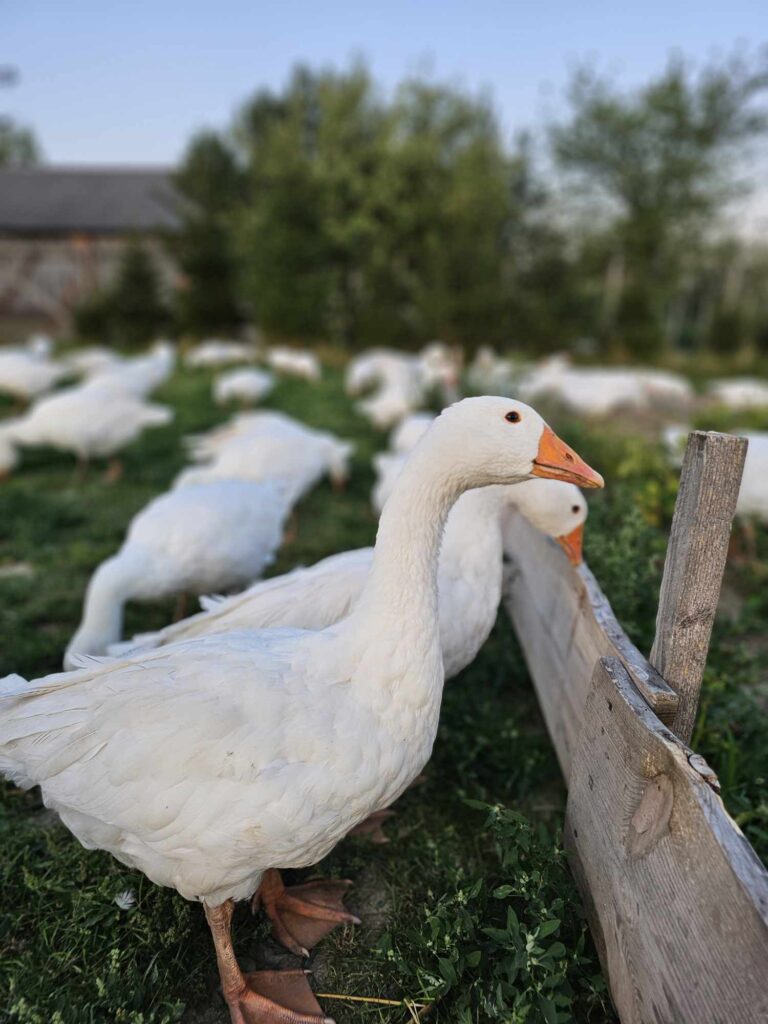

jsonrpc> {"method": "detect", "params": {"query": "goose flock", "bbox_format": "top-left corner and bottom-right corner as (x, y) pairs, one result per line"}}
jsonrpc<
(0, 331), (764, 1024)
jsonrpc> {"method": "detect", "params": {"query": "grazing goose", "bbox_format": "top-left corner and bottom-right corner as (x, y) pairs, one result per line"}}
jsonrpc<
(266, 347), (322, 381)
(173, 429), (353, 506)
(0, 397), (602, 1024)
(185, 411), (341, 463)
(83, 340), (176, 399)
(8, 385), (172, 473)
(707, 377), (768, 410)
(214, 368), (275, 405)
(0, 350), (67, 401)
(64, 480), (289, 667)
(185, 340), (256, 368)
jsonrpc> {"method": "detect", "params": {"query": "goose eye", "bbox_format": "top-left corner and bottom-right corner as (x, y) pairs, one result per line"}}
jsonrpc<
(505, 411), (521, 423)
(572, 505), (580, 514)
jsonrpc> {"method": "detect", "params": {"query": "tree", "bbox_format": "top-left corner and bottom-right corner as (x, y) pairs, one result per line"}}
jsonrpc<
(172, 132), (245, 336)
(0, 118), (39, 166)
(552, 51), (768, 356)
(75, 243), (170, 349)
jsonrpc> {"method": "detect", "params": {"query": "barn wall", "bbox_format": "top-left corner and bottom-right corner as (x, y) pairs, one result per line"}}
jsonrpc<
(0, 234), (177, 341)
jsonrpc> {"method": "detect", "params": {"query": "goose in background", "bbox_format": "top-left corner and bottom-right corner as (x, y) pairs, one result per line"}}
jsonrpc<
(707, 377), (768, 410)
(266, 346), (322, 381)
(0, 349), (68, 402)
(665, 425), (768, 525)
(173, 430), (353, 506)
(64, 479), (290, 667)
(7, 385), (172, 477)
(214, 368), (274, 405)
(389, 412), (435, 453)
(0, 397), (603, 1024)
(185, 339), (256, 368)
(83, 340), (176, 399)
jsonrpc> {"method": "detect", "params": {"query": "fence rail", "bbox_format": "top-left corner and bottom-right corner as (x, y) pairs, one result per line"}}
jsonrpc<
(503, 430), (768, 1022)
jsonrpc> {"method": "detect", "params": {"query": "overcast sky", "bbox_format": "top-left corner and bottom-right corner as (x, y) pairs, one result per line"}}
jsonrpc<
(3, 1), (767, 231)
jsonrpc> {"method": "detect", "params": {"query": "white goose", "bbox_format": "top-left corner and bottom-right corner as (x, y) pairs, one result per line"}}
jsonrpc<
(266, 346), (322, 381)
(185, 340), (256, 368)
(185, 411), (339, 463)
(707, 377), (768, 410)
(83, 340), (176, 399)
(111, 475), (589, 668)
(0, 350), (68, 401)
(8, 385), (173, 472)
(64, 479), (289, 668)
(214, 368), (275, 405)
(0, 397), (602, 1024)
(174, 427), (353, 506)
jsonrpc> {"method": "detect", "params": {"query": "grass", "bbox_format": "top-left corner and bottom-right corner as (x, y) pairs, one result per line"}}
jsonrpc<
(0, 360), (765, 1023)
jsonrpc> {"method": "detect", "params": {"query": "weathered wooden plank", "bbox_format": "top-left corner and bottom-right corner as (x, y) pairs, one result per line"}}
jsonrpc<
(503, 512), (677, 780)
(565, 656), (768, 1024)
(650, 430), (747, 744)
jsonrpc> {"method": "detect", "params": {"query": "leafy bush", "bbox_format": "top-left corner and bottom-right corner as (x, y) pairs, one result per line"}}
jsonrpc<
(375, 803), (608, 1022)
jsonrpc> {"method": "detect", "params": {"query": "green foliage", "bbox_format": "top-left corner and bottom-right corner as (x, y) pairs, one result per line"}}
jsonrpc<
(375, 804), (608, 1022)
(0, 117), (39, 167)
(171, 132), (244, 336)
(552, 51), (768, 356)
(74, 243), (170, 350)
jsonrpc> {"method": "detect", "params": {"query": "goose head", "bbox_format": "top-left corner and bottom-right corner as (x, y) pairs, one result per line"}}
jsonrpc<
(429, 397), (603, 492)
(505, 478), (589, 565)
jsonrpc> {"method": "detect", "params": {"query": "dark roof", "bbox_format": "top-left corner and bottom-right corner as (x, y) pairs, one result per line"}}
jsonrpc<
(0, 166), (185, 235)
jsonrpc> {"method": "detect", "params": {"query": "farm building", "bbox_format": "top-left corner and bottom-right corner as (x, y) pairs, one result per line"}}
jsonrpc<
(0, 166), (183, 340)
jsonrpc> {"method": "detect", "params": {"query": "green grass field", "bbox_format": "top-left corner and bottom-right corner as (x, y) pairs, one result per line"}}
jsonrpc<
(0, 363), (766, 1023)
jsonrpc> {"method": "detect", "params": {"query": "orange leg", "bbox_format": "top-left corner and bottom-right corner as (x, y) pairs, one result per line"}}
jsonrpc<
(204, 900), (334, 1024)
(252, 869), (360, 958)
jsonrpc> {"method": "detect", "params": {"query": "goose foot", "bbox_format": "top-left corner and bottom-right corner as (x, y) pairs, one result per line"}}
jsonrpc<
(227, 969), (333, 1024)
(204, 901), (333, 1024)
(348, 808), (395, 844)
(253, 869), (360, 957)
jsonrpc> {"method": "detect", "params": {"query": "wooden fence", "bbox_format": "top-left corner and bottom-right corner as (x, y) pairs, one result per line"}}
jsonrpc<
(503, 431), (768, 1024)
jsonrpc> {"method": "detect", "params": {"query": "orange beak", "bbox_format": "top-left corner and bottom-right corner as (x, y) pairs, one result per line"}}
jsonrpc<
(557, 523), (584, 566)
(532, 425), (604, 489)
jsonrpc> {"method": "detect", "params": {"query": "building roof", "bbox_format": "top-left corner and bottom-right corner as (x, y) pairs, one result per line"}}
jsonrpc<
(0, 166), (185, 235)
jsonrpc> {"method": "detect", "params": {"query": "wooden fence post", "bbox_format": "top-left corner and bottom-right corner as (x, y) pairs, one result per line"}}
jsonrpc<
(649, 430), (747, 744)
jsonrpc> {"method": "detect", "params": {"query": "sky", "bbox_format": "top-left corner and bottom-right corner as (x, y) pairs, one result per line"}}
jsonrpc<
(2, 1), (768, 228)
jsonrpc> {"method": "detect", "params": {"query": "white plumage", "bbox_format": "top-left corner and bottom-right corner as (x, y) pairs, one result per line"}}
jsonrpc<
(8, 386), (172, 465)
(707, 377), (768, 410)
(185, 340), (256, 368)
(390, 413), (435, 453)
(266, 346), (322, 381)
(0, 397), (602, 1023)
(213, 368), (275, 405)
(113, 476), (589, 676)
(665, 426), (768, 522)
(174, 415), (353, 506)
(0, 350), (68, 401)
(83, 340), (176, 399)
(520, 355), (693, 416)
(64, 479), (290, 666)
